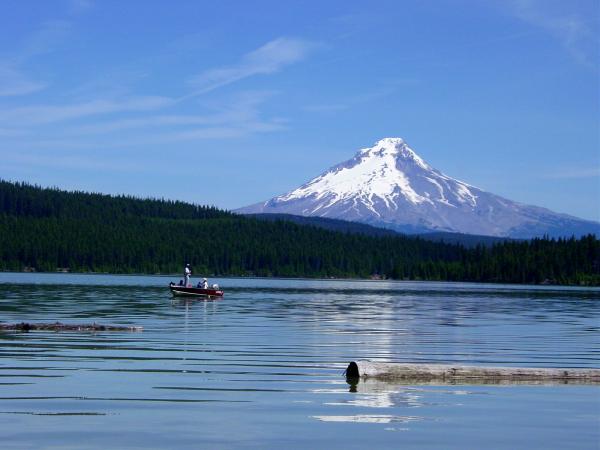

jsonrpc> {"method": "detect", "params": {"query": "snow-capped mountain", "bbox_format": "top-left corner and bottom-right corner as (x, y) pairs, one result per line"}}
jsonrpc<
(237, 138), (599, 238)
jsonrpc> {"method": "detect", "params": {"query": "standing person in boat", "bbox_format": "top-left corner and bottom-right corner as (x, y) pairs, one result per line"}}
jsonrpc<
(202, 277), (208, 289)
(184, 264), (192, 287)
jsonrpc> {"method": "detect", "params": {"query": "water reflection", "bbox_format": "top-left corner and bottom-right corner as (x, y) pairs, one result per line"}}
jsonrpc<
(312, 414), (422, 424)
(0, 273), (598, 449)
(342, 379), (426, 408)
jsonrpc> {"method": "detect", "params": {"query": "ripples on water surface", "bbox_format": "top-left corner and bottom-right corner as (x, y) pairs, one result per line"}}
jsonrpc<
(0, 273), (598, 449)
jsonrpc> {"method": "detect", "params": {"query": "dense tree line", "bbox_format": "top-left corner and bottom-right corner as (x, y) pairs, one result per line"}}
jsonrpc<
(0, 180), (228, 221)
(0, 180), (598, 285)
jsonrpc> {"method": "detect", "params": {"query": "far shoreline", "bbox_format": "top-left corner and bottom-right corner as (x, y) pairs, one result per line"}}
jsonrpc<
(1, 270), (599, 290)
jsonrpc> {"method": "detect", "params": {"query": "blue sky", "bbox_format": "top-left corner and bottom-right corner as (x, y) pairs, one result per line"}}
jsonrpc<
(1, 0), (598, 220)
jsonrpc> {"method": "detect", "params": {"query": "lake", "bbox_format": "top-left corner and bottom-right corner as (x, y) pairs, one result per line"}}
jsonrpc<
(0, 273), (598, 449)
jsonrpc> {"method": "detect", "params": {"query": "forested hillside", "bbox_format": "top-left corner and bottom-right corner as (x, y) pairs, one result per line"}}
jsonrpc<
(246, 213), (513, 247)
(1, 180), (598, 285)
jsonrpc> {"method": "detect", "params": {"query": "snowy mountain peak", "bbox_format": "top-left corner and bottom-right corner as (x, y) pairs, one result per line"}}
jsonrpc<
(360, 137), (429, 169)
(275, 137), (441, 208)
(237, 138), (600, 238)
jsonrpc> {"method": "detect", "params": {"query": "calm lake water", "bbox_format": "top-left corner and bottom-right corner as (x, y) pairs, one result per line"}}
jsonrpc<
(0, 273), (598, 449)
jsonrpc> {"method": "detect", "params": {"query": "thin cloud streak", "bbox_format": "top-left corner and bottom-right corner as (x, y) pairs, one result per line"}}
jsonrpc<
(0, 34), (317, 154)
(0, 65), (46, 96)
(66, 90), (278, 135)
(0, 96), (173, 126)
(0, 4), (92, 97)
(68, 0), (94, 14)
(185, 37), (318, 98)
(0, 120), (287, 152)
(509, 0), (597, 66)
(0, 37), (315, 137)
(156, 121), (287, 142)
(0, 19), (69, 97)
(17, 19), (72, 63)
(1, 91), (288, 149)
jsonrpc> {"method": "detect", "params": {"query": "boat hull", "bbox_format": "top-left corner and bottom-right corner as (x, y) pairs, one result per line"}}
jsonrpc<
(169, 285), (224, 298)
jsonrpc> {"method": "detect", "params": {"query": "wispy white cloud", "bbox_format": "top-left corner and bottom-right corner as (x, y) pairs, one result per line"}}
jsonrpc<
(67, 114), (219, 135)
(0, 65), (46, 96)
(68, 0), (94, 14)
(157, 120), (287, 142)
(2, 117), (288, 152)
(66, 68), (151, 100)
(187, 37), (318, 96)
(68, 90), (276, 134)
(86, 91), (287, 143)
(1, 91), (287, 150)
(17, 19), (72, 63)
(0, 7), (87, 97)
(0, 34), (317, 152)
(0, 20), (70, 97)
(509, 0), (597, 66)
(0, 96), (173, 126)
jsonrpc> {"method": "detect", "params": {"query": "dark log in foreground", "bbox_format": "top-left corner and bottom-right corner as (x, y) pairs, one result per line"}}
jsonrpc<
(346, 361), (600, 383)
(347, 377), (596, 388)
(0, 322), (143, 332)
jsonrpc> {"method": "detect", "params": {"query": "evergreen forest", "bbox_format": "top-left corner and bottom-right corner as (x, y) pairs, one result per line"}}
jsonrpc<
(1, 180), (598, 285)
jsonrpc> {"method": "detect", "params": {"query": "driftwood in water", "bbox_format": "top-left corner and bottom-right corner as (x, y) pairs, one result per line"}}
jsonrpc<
(0, 322), (143, 332)
(345, 361), (600, 384)
(346, 377), (599, 389)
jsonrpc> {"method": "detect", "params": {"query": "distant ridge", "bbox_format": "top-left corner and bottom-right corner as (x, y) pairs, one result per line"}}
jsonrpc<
(245, 213), (513, 247)
(244, 213), (398, 236)
(237, 138), (600, 238)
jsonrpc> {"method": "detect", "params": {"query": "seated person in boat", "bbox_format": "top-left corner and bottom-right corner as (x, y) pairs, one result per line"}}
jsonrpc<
(195, 278), (210, 289)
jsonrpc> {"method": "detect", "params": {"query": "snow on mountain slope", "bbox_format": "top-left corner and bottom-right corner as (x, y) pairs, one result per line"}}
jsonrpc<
(236, 138), (600, 238)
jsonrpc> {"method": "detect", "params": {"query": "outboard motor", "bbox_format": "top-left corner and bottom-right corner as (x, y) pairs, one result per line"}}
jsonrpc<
(212, 284), (219, 289)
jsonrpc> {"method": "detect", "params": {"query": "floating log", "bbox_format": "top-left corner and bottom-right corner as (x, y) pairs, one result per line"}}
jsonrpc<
(345, 361), (600, 383)
(0, 322), (143, 332)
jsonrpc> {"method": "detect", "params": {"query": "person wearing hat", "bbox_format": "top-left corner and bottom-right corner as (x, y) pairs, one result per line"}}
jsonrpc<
(184, 264), (191, 287)
(202, 277), (209, 289)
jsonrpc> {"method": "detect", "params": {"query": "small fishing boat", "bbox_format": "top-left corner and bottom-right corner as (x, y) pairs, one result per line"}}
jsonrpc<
(169, 282), (224, 298)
